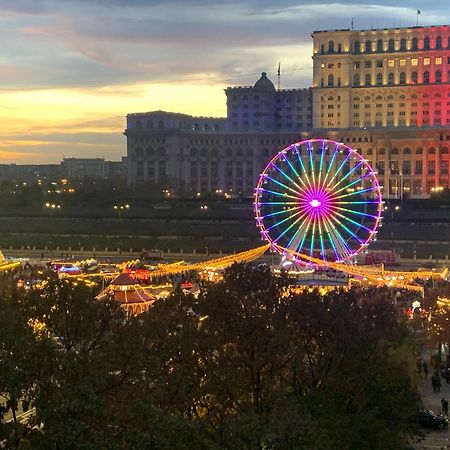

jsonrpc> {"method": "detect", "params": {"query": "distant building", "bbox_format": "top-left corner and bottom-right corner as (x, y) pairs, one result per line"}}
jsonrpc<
(0, 164), (61, 182)
(225, 72), (312, 131)
(126, 24), (450, 198)
(61, 157), (126, 181)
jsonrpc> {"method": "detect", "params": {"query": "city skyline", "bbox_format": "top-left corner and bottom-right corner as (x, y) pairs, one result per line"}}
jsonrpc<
(0, 0), (448, 163)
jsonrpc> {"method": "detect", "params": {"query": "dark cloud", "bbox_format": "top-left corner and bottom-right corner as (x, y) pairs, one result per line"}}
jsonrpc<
(1, 1), (448, 90)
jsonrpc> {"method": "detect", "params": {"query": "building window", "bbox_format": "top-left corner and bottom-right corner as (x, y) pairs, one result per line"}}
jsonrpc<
(424, 57), (430, 65)
(424, 36), (430, 50)
(399, 59), (406, 67)
(403, 160), (411, 175)
(412, 37), (418, 50)
(436, 36), (442, 49)
(428, 160), (436, 175)
(412, 71), (418, 83)
(388, 72), (394, 85)
(365, 74), (371, 86)
(388, 59), (395, 67)
(353, 74), (360, 86)
(388, 39), (395, 51)
(399, 72), (406, 84)
(320, 44), (325, 54)
(411, 58), (418, 66)
(365, 40), (371, 52)
(354, 41), (360, 53)
(436, 70), (442, 83)
(327, 74), (334, 86)
(365, 61), (372, 68)
(377, 39), (383, 52)
(424, 71), (430, 84)
(436, 57), (443, 65)
(400, 38), (407, 51)
(376, 60), (383, 68)
(415, 160), (423, 174)
(328, 40), (335, 53)
(376, 73), (383, 85)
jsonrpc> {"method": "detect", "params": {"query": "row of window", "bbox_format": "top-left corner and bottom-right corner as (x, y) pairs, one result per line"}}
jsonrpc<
(354, 56), (450, 69)
(375, 160), (449, 176)
(320, 35), (450, 54)
(323, 70), (450, 87)
(230, 96), (311, 103)
(133, 120), (222, 132)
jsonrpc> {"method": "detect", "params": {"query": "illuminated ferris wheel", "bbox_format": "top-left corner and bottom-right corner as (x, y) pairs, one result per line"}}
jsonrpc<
(254, 139), (383, 263)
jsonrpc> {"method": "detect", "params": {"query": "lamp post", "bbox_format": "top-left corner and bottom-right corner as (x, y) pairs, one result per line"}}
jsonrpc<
(113, 204), (130, 220)
(44, 203), (61, 217)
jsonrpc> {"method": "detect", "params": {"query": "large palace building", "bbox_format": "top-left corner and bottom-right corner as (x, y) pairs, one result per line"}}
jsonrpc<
(125, 24), (450, 198)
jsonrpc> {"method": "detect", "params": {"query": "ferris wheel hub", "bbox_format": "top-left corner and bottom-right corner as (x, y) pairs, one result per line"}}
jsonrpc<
(309, 199), (321, 208)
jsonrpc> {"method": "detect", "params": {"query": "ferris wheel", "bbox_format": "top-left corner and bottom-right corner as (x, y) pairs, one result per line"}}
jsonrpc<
(254, 139), (383, 263)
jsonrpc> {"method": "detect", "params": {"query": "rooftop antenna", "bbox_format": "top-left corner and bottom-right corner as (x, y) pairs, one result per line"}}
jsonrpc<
(416, 9), (421, 27)
(351, 18), (354, 30)
(277, 62), (281, 90)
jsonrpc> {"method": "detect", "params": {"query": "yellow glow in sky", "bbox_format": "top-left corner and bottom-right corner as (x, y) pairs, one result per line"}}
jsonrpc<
(0, 81), (227, 163)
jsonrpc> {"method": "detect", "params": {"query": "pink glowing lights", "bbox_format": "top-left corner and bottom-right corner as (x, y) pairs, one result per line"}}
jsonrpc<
(254, 138), (383, 263)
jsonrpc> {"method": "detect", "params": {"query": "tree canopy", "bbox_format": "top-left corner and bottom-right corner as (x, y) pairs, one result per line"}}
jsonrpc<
(0, 265), (421, 449)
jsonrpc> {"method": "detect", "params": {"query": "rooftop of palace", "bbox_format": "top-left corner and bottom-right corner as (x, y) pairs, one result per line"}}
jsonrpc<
(312, 24), (450, 34)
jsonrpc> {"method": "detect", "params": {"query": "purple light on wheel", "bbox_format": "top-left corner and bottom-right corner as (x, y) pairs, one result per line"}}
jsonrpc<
(253, 138), (383, 263)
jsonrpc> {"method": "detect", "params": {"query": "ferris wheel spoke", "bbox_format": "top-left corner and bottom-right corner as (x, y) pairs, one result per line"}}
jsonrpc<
(307, 142), (316, 191)
(317, 141), (326, 186)
(272, 208), (310, 245)
(283, 213), (311, 251)
(330, 170), (374, 196)
(321, 215), (354, 260)
(284, 155), (310, 191)
(308, 216), (317, 262)
(261, 206), (301, 219)
(321, 144), (339, 188)
(334, 200), (381, 205)
(328, 160), (365, 194)
(333, 185), (380, 200)
(321, 218), (341, 261)
(257, 201), (300, 207)
(327, 212), (365, 245)
(332, 210), (373, 233)
(265, 204), (309, 233)
(332, 205), (380, 220)
(263, 174), (303, 197)
(270, 162), (303, 192)
(257, 187), (299, 200)
(324, 150), (352, 191)
(294, 145), (314, 191)
(317, 220), (327, 261)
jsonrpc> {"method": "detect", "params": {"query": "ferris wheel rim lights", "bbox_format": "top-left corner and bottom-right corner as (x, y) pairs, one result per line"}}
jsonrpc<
(254, 138), (383, 263)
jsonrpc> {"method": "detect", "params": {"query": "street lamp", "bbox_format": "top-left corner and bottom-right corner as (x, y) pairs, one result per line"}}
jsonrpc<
(113, 204), (130, 219)
(44, 203), (61, 216)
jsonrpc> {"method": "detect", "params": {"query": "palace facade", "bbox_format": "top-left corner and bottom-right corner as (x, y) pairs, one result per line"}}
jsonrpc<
(125, 24), (450, 198)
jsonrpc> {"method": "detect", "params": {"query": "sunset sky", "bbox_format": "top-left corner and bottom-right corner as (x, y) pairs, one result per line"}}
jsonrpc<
(0, 0), (447, 163)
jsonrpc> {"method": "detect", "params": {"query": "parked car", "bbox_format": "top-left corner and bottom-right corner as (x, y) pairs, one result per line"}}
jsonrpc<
(418, 409), (449, 428)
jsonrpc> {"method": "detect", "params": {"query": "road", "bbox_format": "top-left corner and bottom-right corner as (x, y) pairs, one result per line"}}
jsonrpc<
(415, 366), (450, 449)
